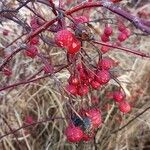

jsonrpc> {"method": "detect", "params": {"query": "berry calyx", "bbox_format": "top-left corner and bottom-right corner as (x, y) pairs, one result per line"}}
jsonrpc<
(65, 125), (83, 142)
(118, 101), (131, 113)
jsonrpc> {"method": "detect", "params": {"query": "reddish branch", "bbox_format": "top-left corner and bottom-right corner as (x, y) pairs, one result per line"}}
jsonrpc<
(93, 40), (150, 58)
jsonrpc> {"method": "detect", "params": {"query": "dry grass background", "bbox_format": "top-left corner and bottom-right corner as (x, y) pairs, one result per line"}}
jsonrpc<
(0, 0), (150, 150)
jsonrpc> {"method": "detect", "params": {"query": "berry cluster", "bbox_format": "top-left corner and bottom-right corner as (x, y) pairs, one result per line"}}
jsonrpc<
(1, 0), (148, 145)
(65, 108), (101, 142)
(113, 90), (131, 113)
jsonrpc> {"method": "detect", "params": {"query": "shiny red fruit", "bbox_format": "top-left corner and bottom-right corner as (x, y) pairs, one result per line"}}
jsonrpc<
(98, 57), (113, 70)
(55, 29), (73, 48)
(101, 34), (109, 42)
(118, 101), (131, 113)
(78, 85), (89, 96)
(118, 32), (127, 42)
(96, 70), (110, 85)
(68, 76), (79, 86)
(123, 28), (131, 37)
(104, 26), (113, 36)
(85, 109), (102, 128)
(113, 91), (124, 103)
(66, 84), (77, 95)
(65, 125), (83, 142)
(100, 45), (111, 53)
(67, 38), (81, 54)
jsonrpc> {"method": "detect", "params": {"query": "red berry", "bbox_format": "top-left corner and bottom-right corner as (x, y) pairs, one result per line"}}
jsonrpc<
(118, 101), (131, 113)
(74, 16), (89, 24)
(118, 32), (127, 42)
(68, 76), (79, 86)
(55, 29), (81, 54)
(78, 85), (89, 96)
(55, 29), (74, 48)
(104, 26), (113, 36)
(65, 125), (83, 142)
(98, 57), (113, 70)
(91, 80), (101, 90)
(100, 45), (111, 53)
(25, 46), (38, 58)
(96, 70), (110, 85)
(79, 70), (87, 81)
(67, 38), (81, 54)
(123, 28), (131, 37)
(82, 132), (94, 142)
(101, 34), (109, 42)
(66, 84), (77, 95)
(3, 67), (12, 76)
(85, 109), (102, 128)
(113, 91), (124, 103)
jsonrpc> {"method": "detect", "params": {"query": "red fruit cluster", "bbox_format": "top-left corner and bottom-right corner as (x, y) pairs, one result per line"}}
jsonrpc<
(113, 90), (131, 113)
(101, 25), (113, 42)
(117, 23), (131, 42)
(55, 29), (81, 54)
(66, 58), (113, 96)
(65, 108), (102, 143)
